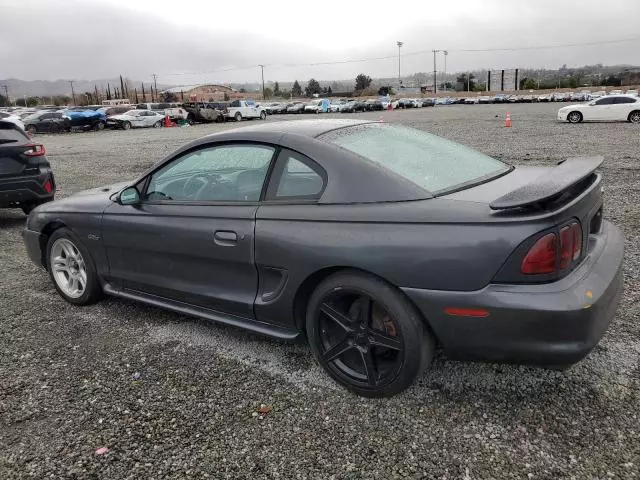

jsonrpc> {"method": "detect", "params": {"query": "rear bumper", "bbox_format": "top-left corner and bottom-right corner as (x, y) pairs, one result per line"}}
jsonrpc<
(0, 171), (55, 207)
(402, 221), (624, 366)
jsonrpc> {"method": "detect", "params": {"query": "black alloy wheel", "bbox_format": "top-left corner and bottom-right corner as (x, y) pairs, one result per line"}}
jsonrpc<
(307, 271), (434, 397)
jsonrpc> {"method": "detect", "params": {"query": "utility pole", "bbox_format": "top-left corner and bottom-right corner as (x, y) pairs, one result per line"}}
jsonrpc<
(396, 41), (403, 87)
(69, 80), (76, 106)
(432, 50), (440, 95)
(443, 51), (448, 92)
(2, 85), (9, 106)
(259, 65), (265, 100)
(152, 74), (158, 102)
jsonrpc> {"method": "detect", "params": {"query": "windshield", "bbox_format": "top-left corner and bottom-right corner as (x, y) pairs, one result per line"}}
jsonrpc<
(320, 123), (510, 194)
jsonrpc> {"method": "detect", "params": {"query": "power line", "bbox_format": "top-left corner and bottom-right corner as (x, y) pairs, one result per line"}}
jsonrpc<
(159, 36), (640, 77)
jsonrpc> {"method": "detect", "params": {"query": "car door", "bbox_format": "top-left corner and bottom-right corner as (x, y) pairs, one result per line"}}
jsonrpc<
(585, 97), (614, 121)
(613, 96), (638, 120)
(37, 113), (53, 132)
(254, 148), (327, 328)
(101, 142), (276, 317)
(139, 111), (153, 127)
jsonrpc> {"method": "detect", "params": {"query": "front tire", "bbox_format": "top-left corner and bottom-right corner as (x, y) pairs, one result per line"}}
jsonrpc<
(567, 111), (583, 123)
(306, 271), (435, 397)
(122, 121), (131, 130)
(260, 111), (267, 120)
(629, 111), (640, 124)
(46, 228), (102, 305)
(26, 125), (37, 135)
(153, 121), (162, 128)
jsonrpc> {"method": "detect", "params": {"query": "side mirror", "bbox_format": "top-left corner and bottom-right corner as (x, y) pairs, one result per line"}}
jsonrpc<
(119, 187), (140, 205)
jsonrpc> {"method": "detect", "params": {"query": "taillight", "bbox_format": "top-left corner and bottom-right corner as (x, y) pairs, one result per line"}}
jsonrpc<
(559, 222), (583, 268)
(43, 178), (53, 193)
(521, 233), (557, 274)
(571, 222), (582, 260)
(559, 226), (573, 269)
(24, 144), (46, 156)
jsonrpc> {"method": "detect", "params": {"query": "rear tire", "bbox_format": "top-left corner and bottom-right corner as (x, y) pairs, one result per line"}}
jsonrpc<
(26, 125), (36, 135)
(46, 228), (103, 306)
(306, 271), (435, 397)
(235, 112), (242, 122)
(628, 111), (640, 124)
(567, 111), (583, 123)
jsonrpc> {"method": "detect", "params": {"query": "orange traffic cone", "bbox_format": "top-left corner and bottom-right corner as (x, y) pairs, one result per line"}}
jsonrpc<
(504, 112), (512, 128)
(164, 115), (172, 128)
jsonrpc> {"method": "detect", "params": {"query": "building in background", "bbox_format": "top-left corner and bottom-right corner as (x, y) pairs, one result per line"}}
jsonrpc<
(159, 84), (262, 101)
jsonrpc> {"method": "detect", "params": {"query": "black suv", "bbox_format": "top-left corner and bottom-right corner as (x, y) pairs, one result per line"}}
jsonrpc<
(0, 121), (55, 214)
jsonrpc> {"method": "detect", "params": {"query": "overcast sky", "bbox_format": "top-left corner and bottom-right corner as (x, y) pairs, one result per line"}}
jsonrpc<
(2, 0), (639, 85)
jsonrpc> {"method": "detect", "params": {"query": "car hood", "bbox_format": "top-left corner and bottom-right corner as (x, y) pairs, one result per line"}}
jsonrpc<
(34, 181), (130, 215)
(559, 103), (584, 110)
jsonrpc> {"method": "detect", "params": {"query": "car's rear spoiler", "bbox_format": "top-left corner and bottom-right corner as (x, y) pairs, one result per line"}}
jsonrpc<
(489, 156), (604, 210)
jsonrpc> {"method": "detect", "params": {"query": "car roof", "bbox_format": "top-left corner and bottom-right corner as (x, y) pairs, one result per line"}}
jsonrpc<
(145, 119), (430, 204)
(212, 119), (372, 138)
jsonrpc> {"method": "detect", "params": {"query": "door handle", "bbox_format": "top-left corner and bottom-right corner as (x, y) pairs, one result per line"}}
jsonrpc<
(214, 230), (238, 246)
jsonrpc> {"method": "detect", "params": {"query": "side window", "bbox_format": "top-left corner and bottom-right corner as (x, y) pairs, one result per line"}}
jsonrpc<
(230, 100), (241, 108)
(615, 97), (635, 104)
(595, 98), (613, 105)
(145, 144), (274, 202)
(270, 149), (325, 200)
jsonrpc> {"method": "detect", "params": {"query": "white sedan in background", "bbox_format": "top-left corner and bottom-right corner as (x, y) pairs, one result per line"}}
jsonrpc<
(557, 95), (640, 124)
(106, 110), (165, 130)
(0, 112), (26, 131)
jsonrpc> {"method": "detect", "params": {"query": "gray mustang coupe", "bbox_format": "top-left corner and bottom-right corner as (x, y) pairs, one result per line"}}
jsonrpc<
(23, 119), (623, 397)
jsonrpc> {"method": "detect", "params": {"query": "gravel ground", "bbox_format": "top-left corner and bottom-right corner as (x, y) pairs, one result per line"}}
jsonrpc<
(1, 103), (639, 479)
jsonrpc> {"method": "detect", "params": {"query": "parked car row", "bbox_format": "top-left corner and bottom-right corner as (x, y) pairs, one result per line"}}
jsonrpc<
(263, 98), (406, 114)
(459, 89), (639, 104)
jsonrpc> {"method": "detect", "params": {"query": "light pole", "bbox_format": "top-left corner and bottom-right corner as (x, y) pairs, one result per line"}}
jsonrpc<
(432, 50), (440, 95)
(396, 41), (403, 86)
(69, 80), (76, 106)
(443, 51), (448, 91)
(259, 64), (265, 100)
(152, 73), (158, 102)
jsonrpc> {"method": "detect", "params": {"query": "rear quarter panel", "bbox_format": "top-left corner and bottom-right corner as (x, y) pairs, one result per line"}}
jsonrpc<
(254, 201), (549, 328)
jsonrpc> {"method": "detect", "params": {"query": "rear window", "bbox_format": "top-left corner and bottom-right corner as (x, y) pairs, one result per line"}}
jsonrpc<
(0, 121), (29, 143)
(320, 123), (510, 194)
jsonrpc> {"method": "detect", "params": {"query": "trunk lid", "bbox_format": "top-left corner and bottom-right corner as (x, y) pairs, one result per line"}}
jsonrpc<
(444, 157), (605, 281)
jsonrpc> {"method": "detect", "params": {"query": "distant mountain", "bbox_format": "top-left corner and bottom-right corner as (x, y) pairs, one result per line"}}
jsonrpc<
(0, 78), (173, 99)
